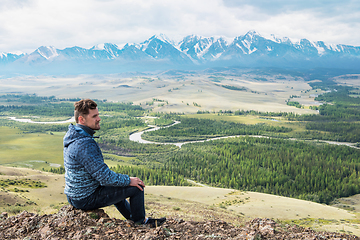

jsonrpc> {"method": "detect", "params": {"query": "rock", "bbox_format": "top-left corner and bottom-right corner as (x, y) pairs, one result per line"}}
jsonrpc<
(0, 212), (8, 219)
(0, 205), (358, 239)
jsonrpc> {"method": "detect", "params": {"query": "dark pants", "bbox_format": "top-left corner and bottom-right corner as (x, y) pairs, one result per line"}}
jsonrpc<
(67, 185), (145, 224)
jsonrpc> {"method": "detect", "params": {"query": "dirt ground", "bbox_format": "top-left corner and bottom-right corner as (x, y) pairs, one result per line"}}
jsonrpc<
(0, 205), (358, 239)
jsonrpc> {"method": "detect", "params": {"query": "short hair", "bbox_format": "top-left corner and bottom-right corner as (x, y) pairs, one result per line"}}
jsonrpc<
(74, 99), (97, 123)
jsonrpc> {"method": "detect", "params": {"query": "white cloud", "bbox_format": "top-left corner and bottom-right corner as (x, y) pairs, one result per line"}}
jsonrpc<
(220, 0), (360, 45)
(0, 0), (359, 53)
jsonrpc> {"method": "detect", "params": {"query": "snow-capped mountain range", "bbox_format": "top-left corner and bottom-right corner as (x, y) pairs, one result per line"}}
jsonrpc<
(1, 31), (360, 75)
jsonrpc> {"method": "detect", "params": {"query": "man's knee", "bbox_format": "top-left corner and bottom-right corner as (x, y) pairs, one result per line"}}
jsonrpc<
(131, 186), (144, 195)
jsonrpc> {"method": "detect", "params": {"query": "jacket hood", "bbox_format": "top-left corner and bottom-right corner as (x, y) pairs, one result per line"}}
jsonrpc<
(63, 124), (93, 147)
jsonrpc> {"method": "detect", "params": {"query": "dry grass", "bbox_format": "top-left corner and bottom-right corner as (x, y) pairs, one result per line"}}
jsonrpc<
(144, 186), (360, 236)
(0, 167), (67, 215)
(145, 186), (355, 221)
(334, 74), (360, 88)
(0, 74), (321, 114)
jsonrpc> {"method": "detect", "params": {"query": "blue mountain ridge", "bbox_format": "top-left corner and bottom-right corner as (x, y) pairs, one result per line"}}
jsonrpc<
(1, 31), (360, 75)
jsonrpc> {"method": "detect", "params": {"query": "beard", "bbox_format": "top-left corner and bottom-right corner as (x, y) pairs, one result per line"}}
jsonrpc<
(91, 122), (101, 130)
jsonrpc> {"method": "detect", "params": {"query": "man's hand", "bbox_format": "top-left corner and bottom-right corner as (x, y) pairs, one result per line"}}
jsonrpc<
(129, 177), (145, 191)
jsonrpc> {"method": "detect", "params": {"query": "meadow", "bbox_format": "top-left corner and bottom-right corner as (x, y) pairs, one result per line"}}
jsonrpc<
(0, 126), (64, 167)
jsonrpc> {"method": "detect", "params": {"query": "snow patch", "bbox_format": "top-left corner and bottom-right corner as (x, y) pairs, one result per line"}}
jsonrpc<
(117, 43), (127, 50)
(249, 47), (257, 54)
(267, 34), (293, 45)
(242, 40), (253, 54)
(312, 42), (326, 55)
(37, 46), (59, 60)
(236, 43), (246, 54)
(213, 52), (223, 59)
(326, 43), (341, 52)
(93, 43), (105, 50)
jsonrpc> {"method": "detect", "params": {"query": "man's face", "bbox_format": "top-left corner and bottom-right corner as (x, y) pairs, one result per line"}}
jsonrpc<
(80, 108), (101, 130)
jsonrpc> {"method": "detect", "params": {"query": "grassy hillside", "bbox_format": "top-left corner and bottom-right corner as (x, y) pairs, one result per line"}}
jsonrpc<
(0, 166), (358, 236)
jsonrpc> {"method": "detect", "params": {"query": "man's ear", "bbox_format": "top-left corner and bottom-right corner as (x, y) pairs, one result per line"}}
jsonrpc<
(78, 115), (86, 124)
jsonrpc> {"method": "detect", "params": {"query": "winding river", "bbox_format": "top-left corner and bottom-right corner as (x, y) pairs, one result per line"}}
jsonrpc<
(8, 116), (75, 124)
(128, 121), (192, 148)
(8, 116), (359, 149)
(129, 120), (360, 149)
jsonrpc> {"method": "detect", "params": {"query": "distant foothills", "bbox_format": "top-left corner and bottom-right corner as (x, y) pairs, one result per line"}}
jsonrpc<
(1, 30), (360, 75)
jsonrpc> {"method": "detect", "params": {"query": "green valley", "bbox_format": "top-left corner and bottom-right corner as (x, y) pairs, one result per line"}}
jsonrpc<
(0, 71), (360, 236)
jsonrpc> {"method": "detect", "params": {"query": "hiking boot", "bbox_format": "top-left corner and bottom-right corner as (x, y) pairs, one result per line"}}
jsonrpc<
(145, 217), (166, 228)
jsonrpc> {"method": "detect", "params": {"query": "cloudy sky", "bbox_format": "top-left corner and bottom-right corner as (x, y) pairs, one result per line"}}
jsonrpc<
(1, 0), (360, 53)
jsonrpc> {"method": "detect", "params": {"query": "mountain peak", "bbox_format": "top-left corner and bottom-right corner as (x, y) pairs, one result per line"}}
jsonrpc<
(35, 46), (58, 60)
(245, 30), (261, 37)
(91, 43), (119, 51)
(182, 34), (206, 41)
(92, 43), (106, 51)
(269, 34), (293, 44)
(37, 46), (56, 52)
(150, 33), (174, 44)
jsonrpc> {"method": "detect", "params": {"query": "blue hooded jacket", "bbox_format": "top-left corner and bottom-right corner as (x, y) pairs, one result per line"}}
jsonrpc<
(63, 124), (130, 200)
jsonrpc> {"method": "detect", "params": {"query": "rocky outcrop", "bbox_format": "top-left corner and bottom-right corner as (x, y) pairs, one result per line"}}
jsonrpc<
(0, 205), (358, 239)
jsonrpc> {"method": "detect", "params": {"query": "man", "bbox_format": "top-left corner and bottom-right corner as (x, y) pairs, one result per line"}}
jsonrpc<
(63, 99), (165, 227)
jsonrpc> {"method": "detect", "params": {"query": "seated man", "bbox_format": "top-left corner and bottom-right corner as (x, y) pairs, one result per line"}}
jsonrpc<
(63, 99), (165, 227)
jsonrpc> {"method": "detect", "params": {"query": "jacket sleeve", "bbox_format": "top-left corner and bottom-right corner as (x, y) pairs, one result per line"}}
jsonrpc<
(77, 138), (131, 187)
